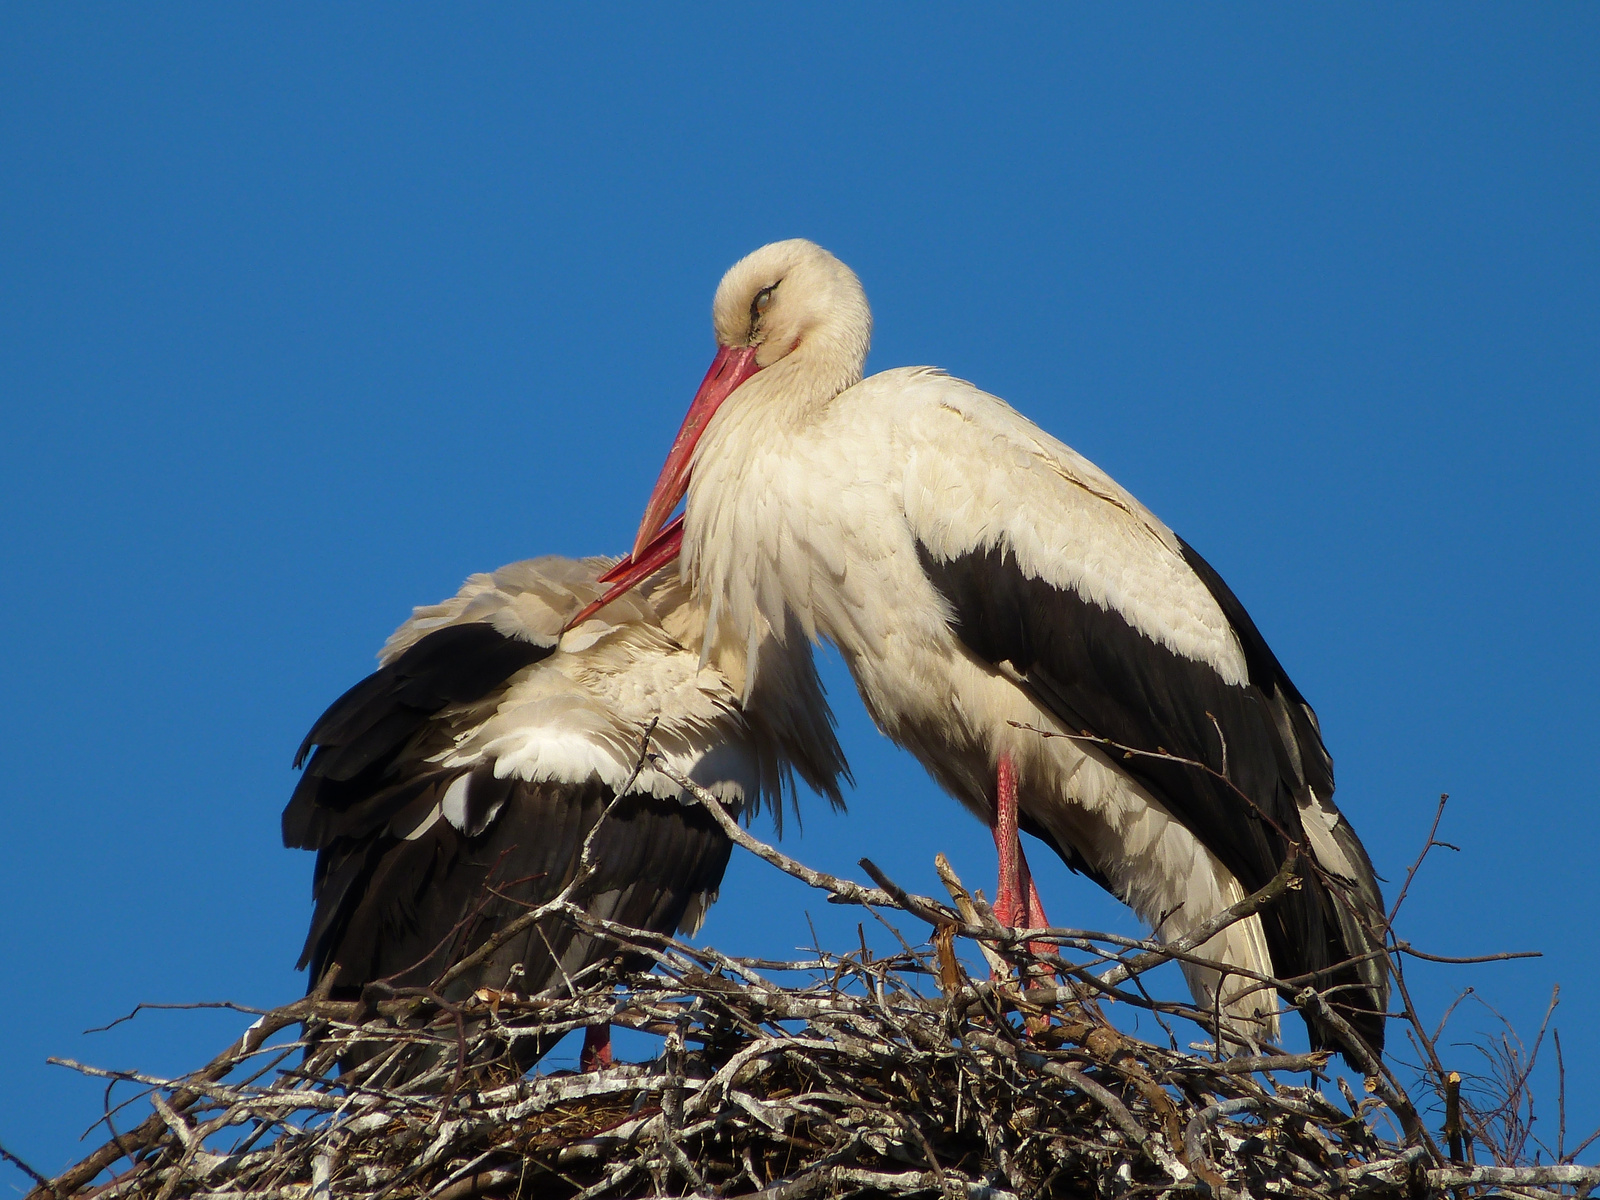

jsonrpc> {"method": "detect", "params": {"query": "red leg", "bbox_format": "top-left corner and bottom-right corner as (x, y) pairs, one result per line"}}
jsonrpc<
(580, 1023), (612, 1072)
(1017, 844), (1056, 960)
(992, 754), (1024, 929)
(993, 754), (1057, 961)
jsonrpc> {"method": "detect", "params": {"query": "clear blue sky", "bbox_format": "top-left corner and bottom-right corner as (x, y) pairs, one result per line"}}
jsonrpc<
(3, 6), (1596, 1178)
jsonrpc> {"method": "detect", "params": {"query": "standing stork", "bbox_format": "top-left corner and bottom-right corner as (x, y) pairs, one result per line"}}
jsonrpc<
(284, 555), (845, 1082)
(589, 240), (1388, 1058)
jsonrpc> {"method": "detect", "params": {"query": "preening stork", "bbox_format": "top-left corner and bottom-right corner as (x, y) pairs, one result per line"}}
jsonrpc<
(589, 239), (1389, 1058)
(284, 555), (845, 1081)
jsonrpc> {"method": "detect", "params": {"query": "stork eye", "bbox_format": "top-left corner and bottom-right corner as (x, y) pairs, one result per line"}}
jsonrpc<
(753, 286), (775, 316)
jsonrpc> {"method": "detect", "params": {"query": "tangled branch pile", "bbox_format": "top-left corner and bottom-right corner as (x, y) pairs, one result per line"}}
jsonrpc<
(26, 793), (1600, 1200)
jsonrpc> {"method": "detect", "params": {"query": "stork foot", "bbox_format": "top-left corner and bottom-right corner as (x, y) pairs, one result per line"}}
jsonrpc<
(580, 1023), (613, 1072)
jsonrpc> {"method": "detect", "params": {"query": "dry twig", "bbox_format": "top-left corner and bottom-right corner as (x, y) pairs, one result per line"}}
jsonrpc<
(20, 780), (1595, 1200)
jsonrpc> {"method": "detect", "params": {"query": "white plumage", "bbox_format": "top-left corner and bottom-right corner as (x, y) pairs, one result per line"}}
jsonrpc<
(388, 557), (775, 812)
(686, 362), (1278, 1036)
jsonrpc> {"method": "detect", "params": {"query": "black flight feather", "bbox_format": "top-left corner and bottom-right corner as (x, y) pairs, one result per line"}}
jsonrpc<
(916, 537), (1387, 1058)
(284, 612), (738, 1083)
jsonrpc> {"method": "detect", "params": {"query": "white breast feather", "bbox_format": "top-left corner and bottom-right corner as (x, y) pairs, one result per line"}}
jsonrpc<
(386, 556), (763, 806)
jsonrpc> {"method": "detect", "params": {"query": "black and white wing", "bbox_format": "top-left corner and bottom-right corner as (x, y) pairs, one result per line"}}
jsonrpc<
(902, 381), (1387, 1054)
(282, 557), (770, 1073)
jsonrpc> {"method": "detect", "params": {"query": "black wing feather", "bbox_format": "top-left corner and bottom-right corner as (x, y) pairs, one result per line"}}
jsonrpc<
(300, 779), (732, 994)
(1175, 536), (1335, 805)
(283, 623), (552, 849)
(284, 615), (737, 1082)
(299, 776), (732, 1081)
(917, 538), (1386, 1057)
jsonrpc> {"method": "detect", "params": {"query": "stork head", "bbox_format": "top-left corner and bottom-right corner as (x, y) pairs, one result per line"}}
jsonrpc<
(566, 241), (871, 632)
(712, 239), (873, 378)
(630, 240), (871, 560)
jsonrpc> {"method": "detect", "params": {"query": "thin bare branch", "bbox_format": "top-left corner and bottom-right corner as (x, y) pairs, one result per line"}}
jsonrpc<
(23, 790), (1593, 1200)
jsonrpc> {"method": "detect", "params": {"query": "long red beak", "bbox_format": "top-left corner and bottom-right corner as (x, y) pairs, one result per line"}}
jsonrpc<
(563, 518), (685, 632)
(563, 343), (761, 634)
(596, 514), (681, 585)
(630, 344), (762, 558)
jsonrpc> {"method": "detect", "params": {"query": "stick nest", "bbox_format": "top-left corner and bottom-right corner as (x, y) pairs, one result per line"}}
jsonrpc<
(28, 784), (1600, 1200)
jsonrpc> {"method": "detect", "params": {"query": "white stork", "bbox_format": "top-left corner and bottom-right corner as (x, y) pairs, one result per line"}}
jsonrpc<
(284, 555), (845, 1080)
(588, 240), (1389, 1058)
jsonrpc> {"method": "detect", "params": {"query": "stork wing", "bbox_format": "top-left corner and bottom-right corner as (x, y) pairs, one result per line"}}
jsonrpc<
(897, 377), (1385, 1052)
(283, 565), (738, 1070)
(284, 554), (661, 852)
(283, 621), (555, 852)
(301, 775), (732, 1004)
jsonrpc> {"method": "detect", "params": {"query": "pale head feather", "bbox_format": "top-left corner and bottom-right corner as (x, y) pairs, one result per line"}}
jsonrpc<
(711, 239), (873, 407)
